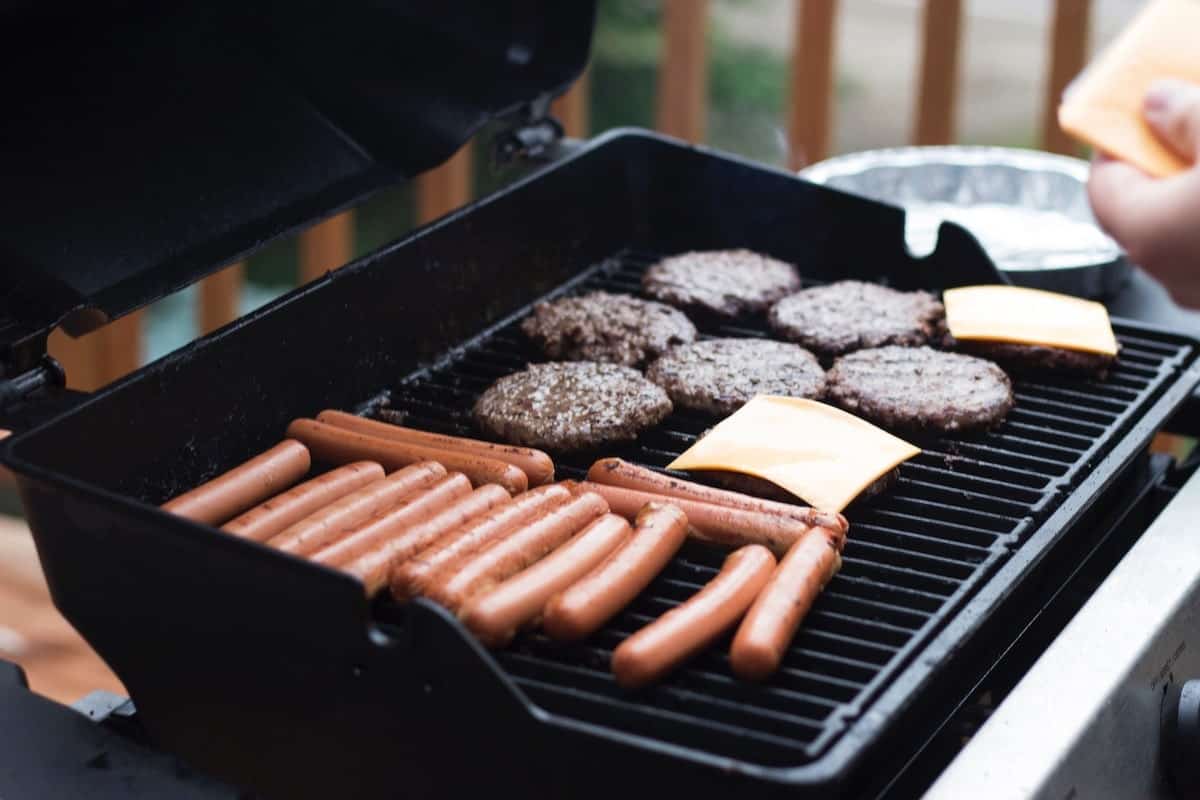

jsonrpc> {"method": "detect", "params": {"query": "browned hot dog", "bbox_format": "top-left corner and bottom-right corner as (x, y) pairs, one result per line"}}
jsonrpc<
(336, 484), (512, 596)
(390, 483), (573, 602)
(461, 513), (632, 648)
(161, 440), (311, 525)
(573, 481), (825, 558)
(317, 410), (555, 486)
(267, 462), (447, 555)
(286, 418), (527, 495)
(220, 461), (384, 542)
(611, 544), (776, 689)
(587, 458), (848, 535)
(543, 502), (689, 642)
(425, 491), (609, 613)
(307, 472), (474, 566)
(730, 528), (842, 681)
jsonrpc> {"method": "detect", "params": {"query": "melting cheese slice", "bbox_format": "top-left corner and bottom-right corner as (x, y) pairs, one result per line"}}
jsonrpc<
(944, 285), (1118, 356)
(667, 396), (920, 513)
(1058, 0), (1200, 178)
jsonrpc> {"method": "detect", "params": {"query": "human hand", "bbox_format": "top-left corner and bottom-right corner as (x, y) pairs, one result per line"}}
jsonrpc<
(1088, 79), (1200, 308)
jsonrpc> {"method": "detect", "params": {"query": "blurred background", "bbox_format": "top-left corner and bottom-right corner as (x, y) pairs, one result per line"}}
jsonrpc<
(0, 0), (1148, 703)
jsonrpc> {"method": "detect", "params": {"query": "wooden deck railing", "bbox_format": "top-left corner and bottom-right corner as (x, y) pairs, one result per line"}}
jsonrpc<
(50, 0), (1093, 392)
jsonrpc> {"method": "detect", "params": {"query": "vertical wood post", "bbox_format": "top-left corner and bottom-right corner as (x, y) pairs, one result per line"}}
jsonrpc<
(416, 145), (474, 225)
(1041, 0), (1091, 155)
(552, 68), (591, 138)
(299, 211), (355, 284)
(913, 0), (964, 146)
(656, 0), (709, 143)
(198, 262), (244, 334)
(788, 0), (840, 169)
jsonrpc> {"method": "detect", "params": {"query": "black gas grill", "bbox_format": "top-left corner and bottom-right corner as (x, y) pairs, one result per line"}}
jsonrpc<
(367, 244), (1197, 785)
(4, 4), (1200, 798)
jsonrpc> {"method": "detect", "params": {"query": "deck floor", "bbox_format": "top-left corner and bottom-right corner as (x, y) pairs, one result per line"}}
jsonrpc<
(0, 513), (125, 704)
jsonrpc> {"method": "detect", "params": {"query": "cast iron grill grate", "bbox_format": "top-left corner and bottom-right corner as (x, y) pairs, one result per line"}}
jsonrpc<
(374, 249), (1189, 767)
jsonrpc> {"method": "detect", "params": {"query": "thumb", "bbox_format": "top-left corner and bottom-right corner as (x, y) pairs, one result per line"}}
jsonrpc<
(1143, 79), (1200, 161)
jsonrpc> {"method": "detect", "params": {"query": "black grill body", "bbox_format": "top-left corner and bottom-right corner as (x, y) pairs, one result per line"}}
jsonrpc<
(3, 131), (1198, 799)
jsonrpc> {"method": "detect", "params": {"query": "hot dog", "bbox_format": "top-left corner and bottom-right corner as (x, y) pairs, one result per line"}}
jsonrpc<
(611, 544), (776, 689)
(390, 483), (573, 602)
(425, 490), (609, 613)
(286, 418), (527, 495)
(308, 472), (475, 565)
(730, 528), (842, 681)
(335, 484), (512, 596)
(267, 462), (448, 555)
(586, 457), (848, 535)
(543, 502), (689, 642)
(317, 410), (555, 486)
(220, 461), (385, 542)
(161, 440), (311, 525)
(573, 481), (826, 558)
(461, 513), (631, 648)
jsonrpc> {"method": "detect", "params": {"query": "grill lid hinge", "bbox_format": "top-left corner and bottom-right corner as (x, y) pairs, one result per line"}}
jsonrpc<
(0, 356), (66, 416)
(492, 97), (568, 167)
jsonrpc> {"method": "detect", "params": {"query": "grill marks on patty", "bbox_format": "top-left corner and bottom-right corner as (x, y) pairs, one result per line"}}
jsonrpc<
(642, 249), (802, 319)
(768, 281), (945, 357)
(474, 362), (673, 452)
(646, 338), (826, 416)
(521, 291), (698, 367)
(825, 346), (1014, 433)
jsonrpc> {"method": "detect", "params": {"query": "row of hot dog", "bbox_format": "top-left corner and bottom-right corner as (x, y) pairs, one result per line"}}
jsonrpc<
(160, 410), (848, 685)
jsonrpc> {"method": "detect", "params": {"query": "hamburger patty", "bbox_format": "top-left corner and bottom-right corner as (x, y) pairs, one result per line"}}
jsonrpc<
(768, 281), (945, 357)
(947, 337), (1117, 377)
(825, 346), (1013, 433)
(520, 291), (697, 367)
(645, 338), (826, 416)
(641, 249), (802, 319)
(473, 362), (673, 452)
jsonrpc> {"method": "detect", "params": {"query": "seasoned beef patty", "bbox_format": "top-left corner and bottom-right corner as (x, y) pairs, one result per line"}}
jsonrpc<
(641, 249), (802, 319)
(473, 362), (673, 452)
(520, 291), (697, 367)
(768, 281), (945, 357)
(825, 346), (1013, 433)
(645, 338), (826, 416)
(946, 337), (1117, 377)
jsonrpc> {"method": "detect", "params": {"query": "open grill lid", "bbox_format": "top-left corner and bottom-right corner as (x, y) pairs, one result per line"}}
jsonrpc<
(0, 0), (595, 375)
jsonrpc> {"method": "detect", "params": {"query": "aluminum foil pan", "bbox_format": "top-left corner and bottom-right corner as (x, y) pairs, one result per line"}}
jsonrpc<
(800, 146), (1130, 299)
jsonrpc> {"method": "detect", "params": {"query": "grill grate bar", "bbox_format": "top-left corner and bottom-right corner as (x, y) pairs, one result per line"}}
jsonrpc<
(850, 522), (994, 563)
(927, 441), (1071, 477)
(899, 462), (1047, 504)
(512, 676), (818, 759)
(976, 431), (1085, 464)
(499, 651), (838, 731)
(1003, 407), (1108, 438)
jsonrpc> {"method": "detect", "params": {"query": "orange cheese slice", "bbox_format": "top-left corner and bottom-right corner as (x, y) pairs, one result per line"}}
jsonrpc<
(1058, 0), (1200, 178)
(667, 396), (920, 512)
(944, 285), (1118, 356)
